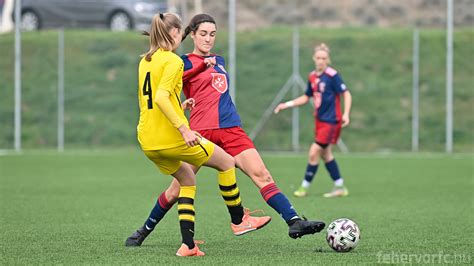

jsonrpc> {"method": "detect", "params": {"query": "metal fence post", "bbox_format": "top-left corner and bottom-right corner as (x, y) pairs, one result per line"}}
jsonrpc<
(292, 27), (300, 151)
(446, 0), (453, 153)
(58, 29), (65, 151)
(14, 0), (22, 151)
(412, 28), (419, 152)
(228, 0), (236, 104)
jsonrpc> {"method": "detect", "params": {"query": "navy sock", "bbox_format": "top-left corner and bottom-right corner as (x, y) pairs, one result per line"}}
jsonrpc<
(260, 183), (299, 223)
(144, 192), (173, 231)
(304, 163), (319, 183)
(325, 159), (342, 182)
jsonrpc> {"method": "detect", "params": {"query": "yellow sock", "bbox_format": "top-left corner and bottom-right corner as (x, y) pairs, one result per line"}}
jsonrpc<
(218, 168), (242, 207)
(218, 168), (244, 224)
(178, 186), (196, 222)
(178, 185), (196, 248)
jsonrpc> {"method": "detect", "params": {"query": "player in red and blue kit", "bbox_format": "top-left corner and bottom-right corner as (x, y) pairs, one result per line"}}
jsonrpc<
(125, 14), (325, 247)
(275, 43), (352, 198)
(180, 14), (325, 238)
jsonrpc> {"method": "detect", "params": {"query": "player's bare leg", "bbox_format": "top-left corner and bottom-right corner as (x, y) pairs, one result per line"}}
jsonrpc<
(309, 142), (323, 165)
(234, 149), (273, 189)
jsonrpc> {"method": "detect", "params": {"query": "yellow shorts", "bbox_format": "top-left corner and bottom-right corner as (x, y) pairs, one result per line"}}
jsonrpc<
(143, 138), (215, 175)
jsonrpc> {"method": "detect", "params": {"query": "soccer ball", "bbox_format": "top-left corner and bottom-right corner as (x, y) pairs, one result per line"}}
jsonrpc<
(326, 218), (360, 252)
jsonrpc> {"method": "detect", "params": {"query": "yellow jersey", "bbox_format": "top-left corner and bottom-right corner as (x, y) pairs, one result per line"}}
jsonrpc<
(137, 49), (188, 150)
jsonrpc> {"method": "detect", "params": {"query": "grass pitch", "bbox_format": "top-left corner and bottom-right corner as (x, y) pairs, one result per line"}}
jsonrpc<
(1, 150), (472, 264)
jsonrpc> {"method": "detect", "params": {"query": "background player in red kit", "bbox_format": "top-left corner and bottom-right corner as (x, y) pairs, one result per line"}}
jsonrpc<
(274, 43), (352, 198)
(125, 14), (325, 247)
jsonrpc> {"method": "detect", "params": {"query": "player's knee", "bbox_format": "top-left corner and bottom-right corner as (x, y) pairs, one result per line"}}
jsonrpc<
(322, 152), (334, 162)
(252, 167), (273, 184)
(308, 149), (320, 162)
(309, 153), (319, 162)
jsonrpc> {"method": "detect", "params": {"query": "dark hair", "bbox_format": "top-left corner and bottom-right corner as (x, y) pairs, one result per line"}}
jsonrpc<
(182, 14), (216, 41)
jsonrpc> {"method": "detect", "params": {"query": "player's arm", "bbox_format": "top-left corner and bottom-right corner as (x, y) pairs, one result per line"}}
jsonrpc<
(155, 59), (200, 147)
(183, 62), (206, 82)
(181, 98), (195, 110)
(275, 79), (313, 114)
(182, 57), (215, 82)
(155, 90), (184, 129)
(334, 73), (351, 127)
(155, 90), (200, 147)
(342, 90), (352, 127)
(274, 95), (310, 114)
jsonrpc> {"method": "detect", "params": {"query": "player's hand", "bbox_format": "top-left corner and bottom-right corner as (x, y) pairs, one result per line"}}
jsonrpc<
(204, 57), (216, 68)
(342, 113), (350, 127)
(178, 125), (201, 147)
(274, 103), (287, 114)
(182, 98), (196, 111)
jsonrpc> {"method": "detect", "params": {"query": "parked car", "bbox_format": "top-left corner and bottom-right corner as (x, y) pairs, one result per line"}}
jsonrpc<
(20, 0), (168, 31)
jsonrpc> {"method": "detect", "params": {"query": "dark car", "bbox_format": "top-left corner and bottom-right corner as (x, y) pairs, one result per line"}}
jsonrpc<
(21, 0), (167, 31)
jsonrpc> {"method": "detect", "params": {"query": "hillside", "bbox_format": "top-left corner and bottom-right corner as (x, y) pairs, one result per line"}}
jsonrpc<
(200, 0), (474, 30)
(0, 27), (473, 152)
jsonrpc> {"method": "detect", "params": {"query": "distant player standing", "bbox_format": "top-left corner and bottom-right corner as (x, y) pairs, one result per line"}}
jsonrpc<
(274, 43), (352, 198)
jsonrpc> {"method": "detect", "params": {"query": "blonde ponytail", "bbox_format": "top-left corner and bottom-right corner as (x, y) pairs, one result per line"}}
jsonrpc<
(143, 13), (182, 62)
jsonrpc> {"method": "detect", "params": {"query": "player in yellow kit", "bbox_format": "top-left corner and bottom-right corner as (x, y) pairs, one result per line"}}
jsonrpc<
(128, 12), (270, 257)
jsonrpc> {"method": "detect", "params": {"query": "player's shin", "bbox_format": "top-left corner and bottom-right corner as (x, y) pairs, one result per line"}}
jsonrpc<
(260, 182), (299, 223)
(302, 163), (319, 187)
(178, 186), (197, 249)
(325, 159), (342, 183)
(144, 192), (173, 231)
(218, 167), (244, 224)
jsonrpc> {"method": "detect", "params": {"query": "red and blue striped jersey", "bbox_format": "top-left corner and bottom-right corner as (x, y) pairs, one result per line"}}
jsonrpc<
(181, 53), (241, 130)
(305, 67), (348, 123)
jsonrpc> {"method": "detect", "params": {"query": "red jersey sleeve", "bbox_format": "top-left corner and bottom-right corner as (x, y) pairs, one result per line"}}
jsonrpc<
(182, 54), (207, 83)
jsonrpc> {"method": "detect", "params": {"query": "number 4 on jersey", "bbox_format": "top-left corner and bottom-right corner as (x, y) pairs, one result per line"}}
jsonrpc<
(143, 72), (153, 109)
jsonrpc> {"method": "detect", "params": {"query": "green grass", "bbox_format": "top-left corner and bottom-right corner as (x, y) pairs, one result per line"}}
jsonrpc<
(1, 150), (473, 264)
(1, 28), (473, 152)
